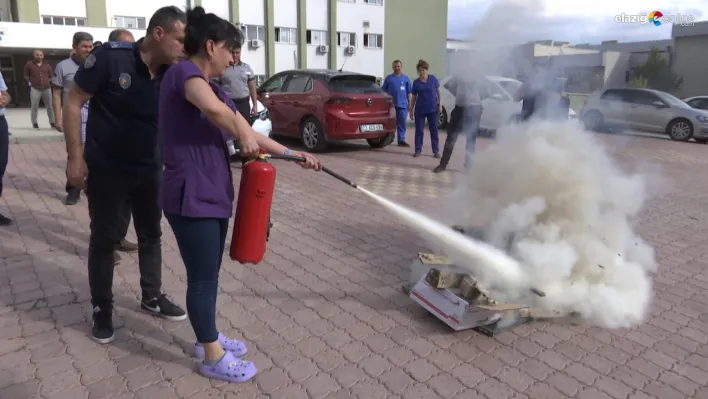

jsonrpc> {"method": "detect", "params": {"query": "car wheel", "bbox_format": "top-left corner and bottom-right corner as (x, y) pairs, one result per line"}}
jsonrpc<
(582, 110), (604, 131)
(438, 107), (448, 129)
(667, 118), (693, 142)
(300, 117), (327, 152)
(366, 133), (394, 148)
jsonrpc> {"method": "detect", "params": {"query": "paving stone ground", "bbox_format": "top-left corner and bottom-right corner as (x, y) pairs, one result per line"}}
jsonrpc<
(1, 129), (708, 399)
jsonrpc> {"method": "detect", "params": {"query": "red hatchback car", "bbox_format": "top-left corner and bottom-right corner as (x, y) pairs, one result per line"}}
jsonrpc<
(257, 69), (396, 152)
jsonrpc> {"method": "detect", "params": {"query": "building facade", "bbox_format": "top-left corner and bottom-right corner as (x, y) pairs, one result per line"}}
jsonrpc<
(0, 0), (448, 106)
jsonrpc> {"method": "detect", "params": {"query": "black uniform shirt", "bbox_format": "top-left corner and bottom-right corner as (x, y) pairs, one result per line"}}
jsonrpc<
(74, 39), (169, 172)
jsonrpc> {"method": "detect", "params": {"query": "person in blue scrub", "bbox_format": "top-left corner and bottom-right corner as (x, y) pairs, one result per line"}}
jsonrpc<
(409, 59), (441, 158)
(381, 60), (411, 147)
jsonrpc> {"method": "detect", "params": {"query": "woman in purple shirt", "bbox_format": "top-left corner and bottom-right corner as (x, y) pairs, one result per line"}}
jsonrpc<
(159, 7), (320, 383)
(409, 59), (442, 158)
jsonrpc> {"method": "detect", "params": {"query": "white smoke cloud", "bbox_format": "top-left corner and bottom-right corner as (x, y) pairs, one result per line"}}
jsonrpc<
(442, 120), (657, 329)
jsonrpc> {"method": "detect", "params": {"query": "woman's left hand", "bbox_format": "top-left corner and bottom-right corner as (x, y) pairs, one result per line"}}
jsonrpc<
(294, 151), (322, 171)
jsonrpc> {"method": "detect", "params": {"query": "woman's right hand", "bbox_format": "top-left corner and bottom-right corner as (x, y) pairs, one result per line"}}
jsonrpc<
(239, 132), (260, 158)
(409, 111), (414, 121)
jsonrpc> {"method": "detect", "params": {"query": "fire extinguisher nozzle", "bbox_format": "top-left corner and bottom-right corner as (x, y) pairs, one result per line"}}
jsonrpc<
(321, 167), (357, 188)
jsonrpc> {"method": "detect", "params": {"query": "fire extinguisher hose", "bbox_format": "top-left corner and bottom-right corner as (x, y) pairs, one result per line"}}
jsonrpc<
(233, 150), (358, 188)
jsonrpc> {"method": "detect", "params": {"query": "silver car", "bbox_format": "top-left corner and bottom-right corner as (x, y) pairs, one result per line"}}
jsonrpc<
(580, 88), (708, 143)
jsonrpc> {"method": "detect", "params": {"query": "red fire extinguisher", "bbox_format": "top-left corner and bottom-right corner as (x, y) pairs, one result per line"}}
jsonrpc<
(230, 153), (276, 264)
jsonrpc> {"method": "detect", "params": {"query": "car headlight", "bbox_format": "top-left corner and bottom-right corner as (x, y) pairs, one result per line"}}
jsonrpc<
(696, 114), (708, 123)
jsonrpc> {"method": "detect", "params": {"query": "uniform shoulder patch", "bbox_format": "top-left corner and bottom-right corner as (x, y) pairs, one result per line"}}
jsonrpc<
(106, 41), (134, 50)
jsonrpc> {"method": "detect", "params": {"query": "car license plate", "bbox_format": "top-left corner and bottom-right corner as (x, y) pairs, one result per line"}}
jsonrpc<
(361, 124), (384, 132)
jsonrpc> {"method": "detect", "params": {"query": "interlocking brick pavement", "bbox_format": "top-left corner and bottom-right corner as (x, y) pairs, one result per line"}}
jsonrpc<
(1, 131), (708, 399)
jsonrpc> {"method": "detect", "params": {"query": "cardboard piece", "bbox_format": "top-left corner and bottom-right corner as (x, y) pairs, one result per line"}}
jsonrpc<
(410, 274), (529, 332)
(409, 252), (564, 332)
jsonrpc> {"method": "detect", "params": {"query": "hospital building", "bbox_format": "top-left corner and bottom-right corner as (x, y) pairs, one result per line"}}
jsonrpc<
(0, 0), (448, 107)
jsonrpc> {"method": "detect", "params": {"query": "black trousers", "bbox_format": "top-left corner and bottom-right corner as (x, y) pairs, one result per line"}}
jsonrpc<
(0, 117), (8, 199)
(439, 104), (482, 167)
(86, 167), (162, 308)
(231, 97), (251, 121)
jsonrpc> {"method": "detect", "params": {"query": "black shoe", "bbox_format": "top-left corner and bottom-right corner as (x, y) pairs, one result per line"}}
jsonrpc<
(91, 306), (115, 344)
(433, 164), (447, 173)
(0, 213), (12, 226)
(398, 141), (411, 147)
(141, 294), (187, 321)
(65, 190), (80, 205)
(413, 152), (421, 157)
(50, 123), (56, 128)
(32, 123), (39, 130)
(433, 153), (441, 159)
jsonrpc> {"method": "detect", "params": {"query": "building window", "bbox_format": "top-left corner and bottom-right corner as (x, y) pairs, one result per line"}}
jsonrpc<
(364, 0), (383, 4)
(337, 32), (356, 47)
(41, 15), (87, 26)
(338, 0), (356, 2)
(255, 75), (267, 86)
(244, 25), (266, 42)
(114, 16), (146, 29)
(306, 30), (329, 46)
(274, 27), (298, 44)
(363, 33), (383, 49)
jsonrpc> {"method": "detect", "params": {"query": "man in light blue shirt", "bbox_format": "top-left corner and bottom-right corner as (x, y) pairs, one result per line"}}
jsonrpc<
(0, 71), (12, 225)
(381, 60), (412, 147)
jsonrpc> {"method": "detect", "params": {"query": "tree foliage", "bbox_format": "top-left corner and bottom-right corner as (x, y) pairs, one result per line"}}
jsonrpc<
(630, 47), (683, 93)
(628, 75), (648, 89)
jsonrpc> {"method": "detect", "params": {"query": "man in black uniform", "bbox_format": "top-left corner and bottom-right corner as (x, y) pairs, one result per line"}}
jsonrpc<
(63, 6), (188, 344)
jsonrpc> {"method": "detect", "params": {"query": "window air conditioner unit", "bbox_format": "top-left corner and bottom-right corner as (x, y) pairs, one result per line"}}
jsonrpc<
(317, 45), (329, 53)
(346, 46), (356, 55)
(249, 39), (264, 48)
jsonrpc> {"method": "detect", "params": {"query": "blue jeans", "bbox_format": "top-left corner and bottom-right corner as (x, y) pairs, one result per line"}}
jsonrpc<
(395, 107), (408, 143)
(166, 213), (229, 344)
(0, 117), (7, 198)
(414, 111), (439, 154)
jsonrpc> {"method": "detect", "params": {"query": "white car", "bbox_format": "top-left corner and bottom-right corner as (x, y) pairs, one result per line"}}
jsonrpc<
(228, 99), (272, 155)
(439, 76), (576, 132)
(683, 96), (708, 111)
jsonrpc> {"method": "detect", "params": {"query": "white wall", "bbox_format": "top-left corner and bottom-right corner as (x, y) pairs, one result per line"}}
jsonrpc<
(335, 0), (385, 78)
(38, 0), (86, 18)
(305, 0), (328, 69)
(306, 0), (327, 30)
(239, 0), (265, 25)
(273, 0), (297, 28)
(200, 0), (231, 21)
(274, 45), (297, 72)
(273, 0), (298, 73)
(238, 1), (266, 77)
(0, 22), (144, 49)
(105, 0), (184, 26)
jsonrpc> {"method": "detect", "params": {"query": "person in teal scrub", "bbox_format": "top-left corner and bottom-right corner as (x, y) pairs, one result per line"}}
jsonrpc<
(381, 60), (412, 147)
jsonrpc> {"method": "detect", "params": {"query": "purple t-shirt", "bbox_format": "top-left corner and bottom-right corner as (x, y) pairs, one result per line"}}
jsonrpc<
(158, 60), (236, 218)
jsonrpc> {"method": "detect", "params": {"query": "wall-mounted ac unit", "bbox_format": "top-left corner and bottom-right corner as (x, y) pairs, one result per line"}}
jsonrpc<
(250, 40), (264, 48)
(346, 46), (356, 55)
(362, 21), (370, 27)
(317, 45), (329, 53)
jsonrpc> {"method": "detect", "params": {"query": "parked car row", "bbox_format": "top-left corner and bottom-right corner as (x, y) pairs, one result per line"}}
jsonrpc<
(579, 88), (708, 143)
(250, 70), (708, 151)
(439, 75), (576, 133)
